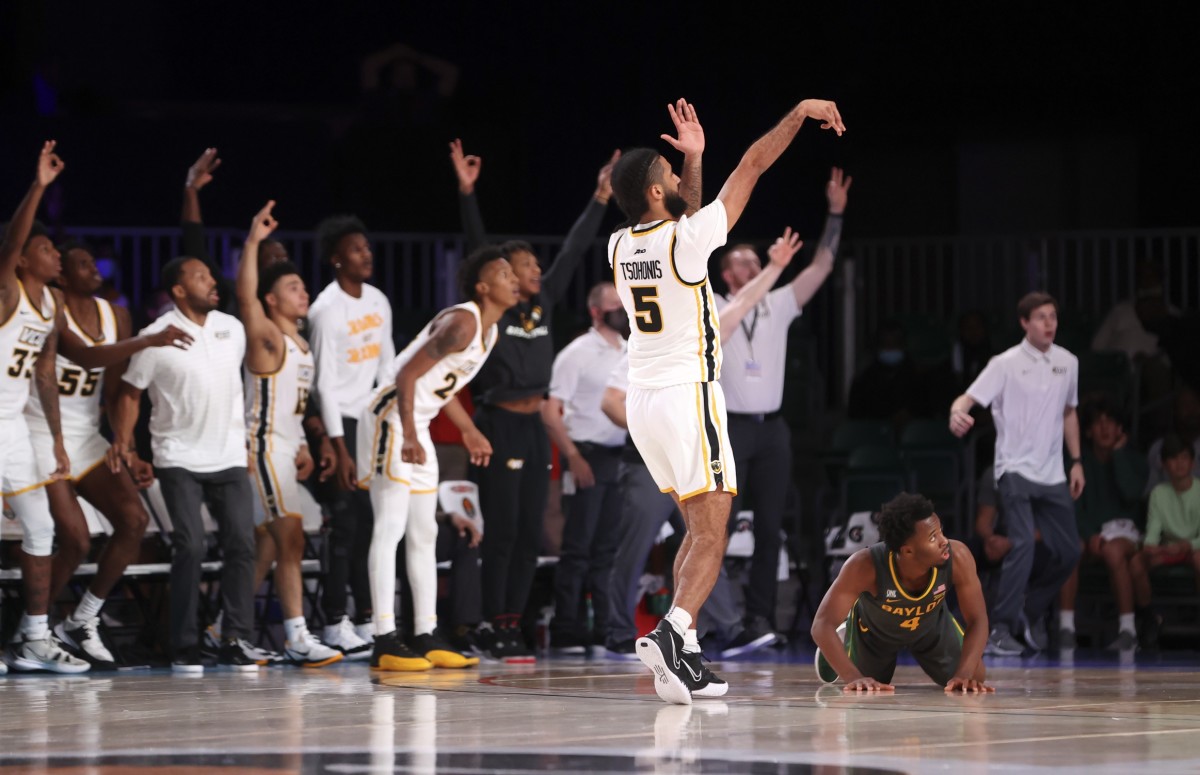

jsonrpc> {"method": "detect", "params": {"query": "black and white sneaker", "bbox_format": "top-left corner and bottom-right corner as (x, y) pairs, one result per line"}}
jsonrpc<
(7, 632), (91, 674)
(636, 621), (696, 705)
(172, 645), (205, 674)
(687, 652), (728, 698)
(218, 639), (261, 672)
(54, 617), (118, 671)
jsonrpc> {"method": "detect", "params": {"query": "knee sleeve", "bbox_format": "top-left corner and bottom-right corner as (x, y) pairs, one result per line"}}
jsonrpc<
(9, 487), (55, 557)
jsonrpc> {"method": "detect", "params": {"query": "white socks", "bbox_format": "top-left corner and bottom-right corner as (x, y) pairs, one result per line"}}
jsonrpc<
(375, 613), (397, 638)
(682, 629), (701, 654)
(284, 616), (307, 644)
(664, 607), (693, 637)
(71, 590), (105, 623)
(1119, 612), (1135, 634)
(1059, 610), (1075, 632)
(21, 614), (49, 640)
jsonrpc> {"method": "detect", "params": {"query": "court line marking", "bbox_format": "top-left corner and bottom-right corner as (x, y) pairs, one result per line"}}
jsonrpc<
(844, 725), (1200, 754)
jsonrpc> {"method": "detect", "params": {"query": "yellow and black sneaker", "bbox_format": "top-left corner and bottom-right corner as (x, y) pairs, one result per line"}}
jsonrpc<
(413, 631), (480, 669)
(370, 631), (433, 672)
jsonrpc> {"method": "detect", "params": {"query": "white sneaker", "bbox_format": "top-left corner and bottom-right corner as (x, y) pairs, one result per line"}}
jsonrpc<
(354, 619), (375, 647)
(55, 617), (117, 669)
(286, 628), (345, 668)
(322, 615), (372, 660)
(8, 632), (91, 674)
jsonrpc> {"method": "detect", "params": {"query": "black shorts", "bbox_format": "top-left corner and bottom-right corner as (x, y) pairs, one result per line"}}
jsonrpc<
(843, 606), (965, 686)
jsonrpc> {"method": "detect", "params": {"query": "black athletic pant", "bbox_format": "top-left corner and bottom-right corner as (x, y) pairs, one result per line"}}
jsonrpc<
(320, 417), (374, 623)
(476, 406), (550, 622)
(727, 413), (793, 626)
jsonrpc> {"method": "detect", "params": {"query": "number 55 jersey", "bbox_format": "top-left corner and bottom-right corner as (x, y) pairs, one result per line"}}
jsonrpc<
(357, 302), (497, 490)
(25, 294), (114, 483)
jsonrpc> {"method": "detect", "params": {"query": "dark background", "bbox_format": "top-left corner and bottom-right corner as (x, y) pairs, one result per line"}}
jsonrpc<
(2, 2), (1198, 244)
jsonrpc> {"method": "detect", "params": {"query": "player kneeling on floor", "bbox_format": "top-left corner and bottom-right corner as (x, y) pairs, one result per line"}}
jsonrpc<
(812, 492), (994, 693)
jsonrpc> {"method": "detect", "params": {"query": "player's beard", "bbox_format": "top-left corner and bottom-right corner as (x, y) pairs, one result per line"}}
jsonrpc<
(664, 191), (689, 219)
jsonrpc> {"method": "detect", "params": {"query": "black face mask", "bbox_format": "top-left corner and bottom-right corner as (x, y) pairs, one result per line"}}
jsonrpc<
(603, 308), (631, 339)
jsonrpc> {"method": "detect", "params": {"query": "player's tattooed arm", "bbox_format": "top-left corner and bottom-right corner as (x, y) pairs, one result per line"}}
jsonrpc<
(394, 310), (476, 465)
(34, 323), (70, 480)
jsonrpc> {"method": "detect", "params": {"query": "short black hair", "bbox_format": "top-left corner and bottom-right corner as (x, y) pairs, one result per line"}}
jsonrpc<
(878, 492), (936, 552)
(0, 219), (50, 251)
(499, 240), (535, 260)
(57, 238), (95, 259)
(610, 147), (662, 226)
(316, 214), (368, 263)
(1018, 291), (1058, 320)
(258, 260), (303, 307)
(458, 244), (505, 302)
(1160, 432), (1194, 462)
(161, 256), (196, 292)
(1080, 391), (1125, 431)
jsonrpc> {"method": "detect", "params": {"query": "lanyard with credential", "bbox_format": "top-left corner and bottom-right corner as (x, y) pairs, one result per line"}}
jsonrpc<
(740, 306), (761, 362)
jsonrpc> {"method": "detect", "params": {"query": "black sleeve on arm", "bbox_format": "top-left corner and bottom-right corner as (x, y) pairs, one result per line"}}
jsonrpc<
(459, 192), (487, 253)
(181, 220), (210, 263)
(540, 198), (607, 305)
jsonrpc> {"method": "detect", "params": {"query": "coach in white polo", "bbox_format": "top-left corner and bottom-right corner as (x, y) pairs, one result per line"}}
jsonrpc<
(950, 291), (1085, 657)
(540, 281), (628, 652)
(109, 256), (257, 670)
(714, 167), (850, 654)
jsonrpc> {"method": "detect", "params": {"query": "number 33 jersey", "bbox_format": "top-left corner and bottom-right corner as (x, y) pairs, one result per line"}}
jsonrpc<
(607, 200), (728, 389)
(370, 301), (497, 428)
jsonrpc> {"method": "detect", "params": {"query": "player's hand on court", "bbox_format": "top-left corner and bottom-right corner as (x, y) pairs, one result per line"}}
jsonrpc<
(317, 438), (337, 483)
(51, 439), (71, 481)
(799, 99), (846, 136)
(248, 200), (279, 243)
(595, 149), (621, 202)
(295, 446), (315, 481)
(461, 428), (492, 468)
(144, 324), (194, 351)
(826, 167), (852, 214)
(37, 141), (66, 186)
(661, 98), (704, 156)
(186, 147), (221, 190)
(843, 676), (894, 693)
(1069, 462), (1086, 500)
(400, 435), (427, 466)
(949, 409), (974, 437)
(335, 449), (358, 491)
(451, 513), (482, 548)
(767, 227), (803, 268)
(566, 451), (595, 489)
(945, 677), (995, 694)
(448, 139), (481, 194)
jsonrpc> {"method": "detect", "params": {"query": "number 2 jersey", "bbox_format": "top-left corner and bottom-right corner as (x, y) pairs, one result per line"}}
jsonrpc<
(854, 542), (955, 647)
(367, 301), (498, 432)
(24, 296), (116, 434)
(607, 200), (728, 389)
(2, 281), (58, 422)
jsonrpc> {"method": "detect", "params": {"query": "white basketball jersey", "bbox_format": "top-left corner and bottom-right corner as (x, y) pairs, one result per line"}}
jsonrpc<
(26, 297), (117, 434)
(246, 333), (314, 452)
(369, 302), (497, 426)
(0, 281), (57, 420)
(607, 201), (728, 389)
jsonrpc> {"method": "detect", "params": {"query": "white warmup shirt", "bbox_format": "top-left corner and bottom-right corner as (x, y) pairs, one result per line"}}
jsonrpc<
(123, 307), (248, 472)
(607, 200), (728, 389)
(307, 281), (395, 439)
(967, 338), (1079, 486)
(548, 327), (627, 447)
(716, 286), (801, 414)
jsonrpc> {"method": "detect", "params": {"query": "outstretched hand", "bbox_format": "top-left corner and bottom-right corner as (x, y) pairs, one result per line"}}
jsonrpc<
(37, 141), (66, 187)
(801, 100), (846, 136)
(595, 149), (621, 202)
(186, 148), (222, 190)
(767, 227), (804, 268)
(826, 167), (853, 214)
(449, 138), (482, 194)
(249, 200), (279, 243)
(661, 98), (704, 156)
(945, 677), (995, 694)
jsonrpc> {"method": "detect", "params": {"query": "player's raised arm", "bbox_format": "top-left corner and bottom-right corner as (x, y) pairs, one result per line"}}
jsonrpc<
(1, 142), (64, 295)
(236, 201), (284, 361)
(717, 100), (845, 231)
(660, 98), (703, 217)
(790, 167), (851, 308)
